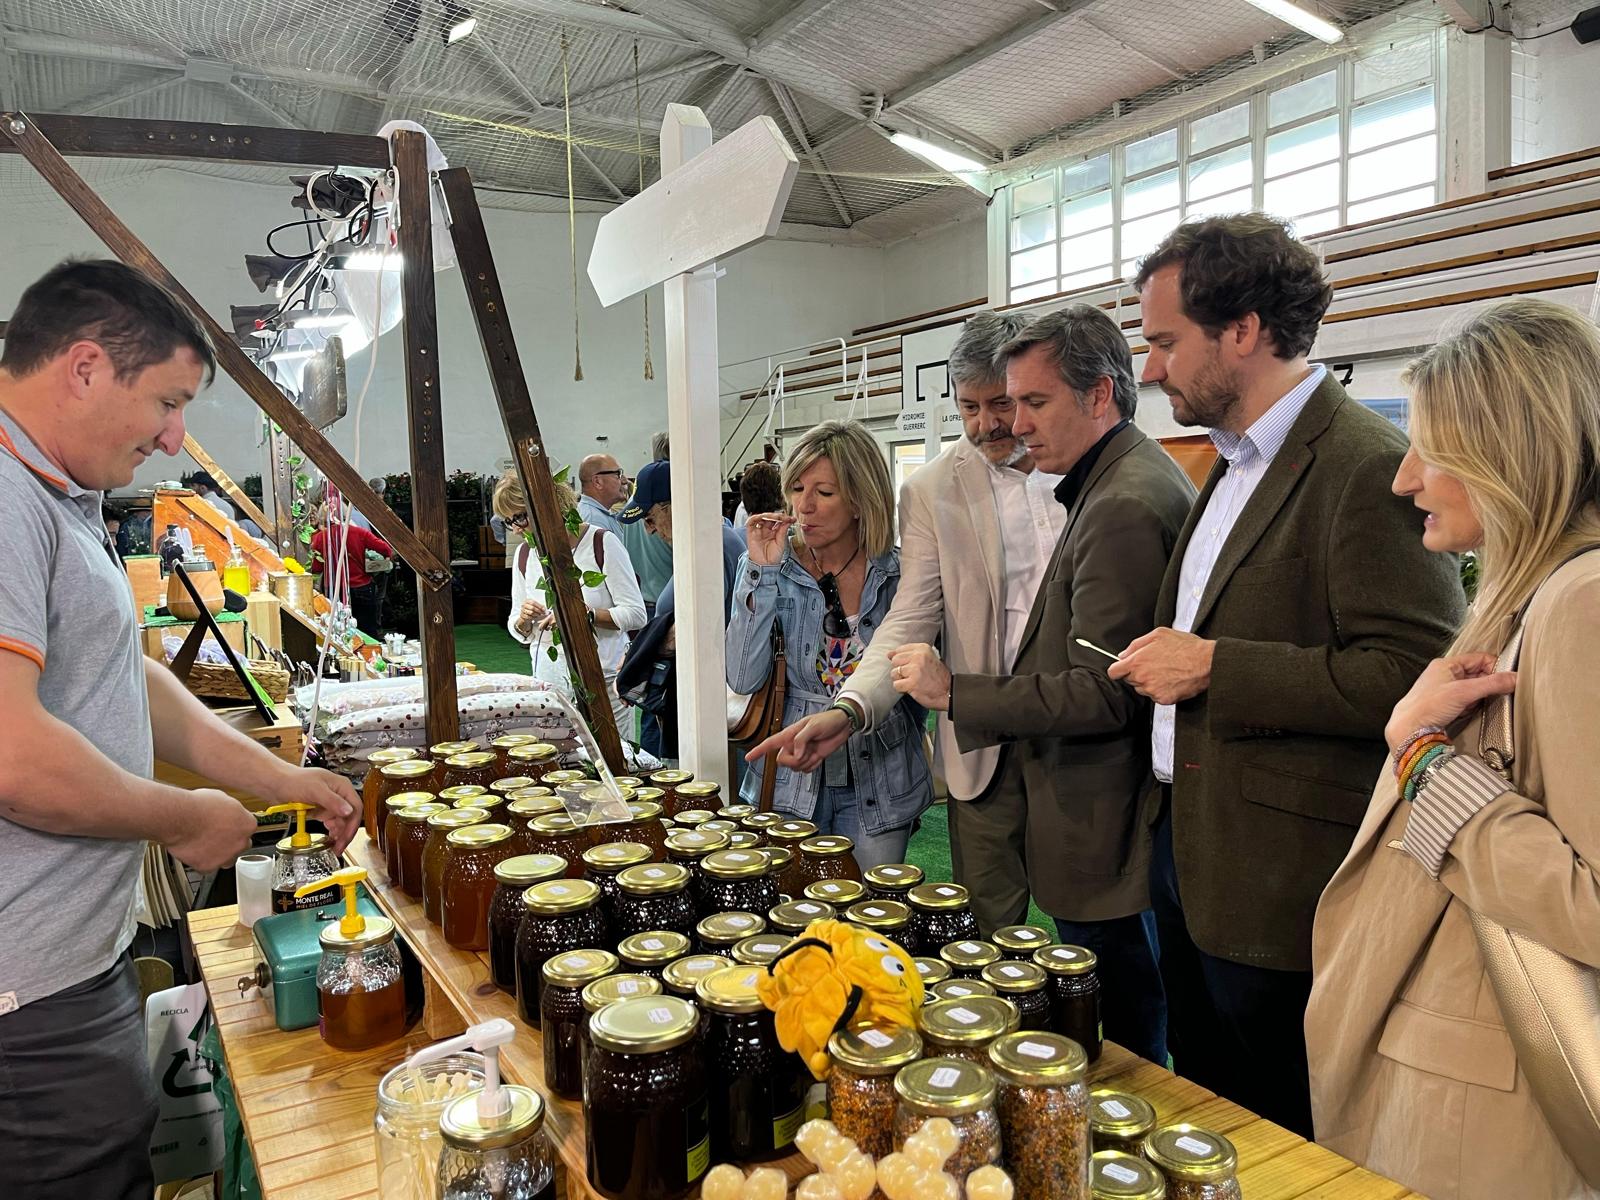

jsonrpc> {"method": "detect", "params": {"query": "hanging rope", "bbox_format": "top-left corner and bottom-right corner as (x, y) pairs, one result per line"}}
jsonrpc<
(561, 31), (584, 382)
(633, 41), (654, 381)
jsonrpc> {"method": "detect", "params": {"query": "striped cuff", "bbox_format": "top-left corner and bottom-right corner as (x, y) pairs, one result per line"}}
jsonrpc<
(1400, 754), (1514, 878)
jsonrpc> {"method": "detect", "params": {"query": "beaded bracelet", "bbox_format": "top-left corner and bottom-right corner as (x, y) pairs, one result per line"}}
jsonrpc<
(1396, 732), (1451, 786)
(1403, 743), (1452, 803)
(1392, 725), (1447, 775)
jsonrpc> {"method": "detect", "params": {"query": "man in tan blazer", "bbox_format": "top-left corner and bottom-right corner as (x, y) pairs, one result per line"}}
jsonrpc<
(891, 305), (1196, 1063)
(747, 311), (1066, 933)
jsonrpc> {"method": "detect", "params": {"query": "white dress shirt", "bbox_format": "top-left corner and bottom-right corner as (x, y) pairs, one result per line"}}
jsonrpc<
(1153, 364), (1327, 782)
(986, 460), (1067, 671)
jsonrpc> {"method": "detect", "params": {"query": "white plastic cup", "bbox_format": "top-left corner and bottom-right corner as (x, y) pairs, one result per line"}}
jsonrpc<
(236, 853), (273, 928)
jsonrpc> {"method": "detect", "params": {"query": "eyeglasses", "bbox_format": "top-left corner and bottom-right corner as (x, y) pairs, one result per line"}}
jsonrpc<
(506, 511), (530, 529)
(817, 572), (850, 640)
(593, 469), (625, 479)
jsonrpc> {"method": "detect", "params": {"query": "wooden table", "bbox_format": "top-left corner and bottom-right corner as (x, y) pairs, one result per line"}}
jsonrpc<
(190, 837), (1419, 1200)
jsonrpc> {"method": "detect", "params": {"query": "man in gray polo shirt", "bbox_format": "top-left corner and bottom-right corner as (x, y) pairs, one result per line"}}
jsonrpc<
(0, 260), (360, 1199)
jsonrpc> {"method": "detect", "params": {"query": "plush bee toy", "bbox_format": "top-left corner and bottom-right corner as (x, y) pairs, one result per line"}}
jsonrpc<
(756, 918), (924, 1079)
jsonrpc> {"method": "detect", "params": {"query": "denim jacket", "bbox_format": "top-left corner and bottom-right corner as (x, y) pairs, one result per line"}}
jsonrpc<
(726, 548), (932, 833)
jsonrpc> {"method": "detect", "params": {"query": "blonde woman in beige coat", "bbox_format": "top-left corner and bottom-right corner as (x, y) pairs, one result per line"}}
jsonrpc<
(1306, 297), (1600, 1200)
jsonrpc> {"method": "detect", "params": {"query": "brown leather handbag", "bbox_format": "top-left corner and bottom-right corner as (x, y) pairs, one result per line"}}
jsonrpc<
(726, 619), (787, 812)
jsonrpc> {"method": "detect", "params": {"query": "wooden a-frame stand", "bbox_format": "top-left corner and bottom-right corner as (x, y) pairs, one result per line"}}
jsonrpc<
(0, 111), (624, 769)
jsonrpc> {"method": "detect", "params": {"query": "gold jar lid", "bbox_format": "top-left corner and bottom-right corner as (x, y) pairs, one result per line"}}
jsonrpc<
(701, 820), (738, 835)
(542, 769), (589, 787)
(440, 784), (489, 804)
(507, 794), (563, 819)
(893, 1056), (997, 1116)
(446, 823), (513, 849)
(589, 994), (700, 1054)
(457, 796), (505, 816)
(663, 954), (729, 995)
(908, 882), (971, 911)
(696, 911), (765, 946)
(993, 925), (1052, 954)
(827, 1023), (922, 1074)
(1033, 944), (1100, 976)
(803, 879), (866, 906)
(939, 939), (1000, 972)
(701, 849), (770, 880)
(981, 960), (1048, 994)
(649, 769), (694, 787)
(522, 878), (601, 914)
(1088, 1089), (1157, 1141)
(617, 863), (691, 896)
(494, 854), (568, 886)
(767, 820), (818, 844)
(988, 1030), (1087, 1085)
(768, 899), (834, 932)
(1142, 1126), (1236, 1183)
(490, 776), (538, 795)
(444, 751), (497, 771)
(618, 930), (692, 966)
(385, 790), (436, 812)
(929, 978), (997, 1002)
(800, 834), (855, 857)
(430, 740), (480, 759)
(276, 833), (332, 856)
(726, 831), (763, 850)
(913, 957), (952, 984)
(368, 746), (420, 766)
(673, 809), (714, 828)
(846, 900), (912, 930)
(732, 934), (790, 965)
(695, 964), (766, 1012)
(529, 812), (581, 835)
(490, 733), (537, 750)
(582, 842), (653, 873)
(741, 812), (784, 831)
(440, 1084), (543, 1151)
(318, 914), (396, 951)
(611, 776), (643, 790)
(393, 802), (448, 824)
(721, 804), (756, 822)
(626, 799), (664, 822)
(508, 742), (559, 764)
(764, 846), (794, 872)
(665, 830), (730, 859)
(581, 973), (662, 1013)
(378, 757), (432, 781)
(863, 863), (923, 892)
(918, 995), (1019, 1045)
(679, 781), (721, 800)
(428, 807), (488, 831)
(542, 948), (618, 986)
(1089, 1151), (1166, 1200)
(632, 787), (667, 807)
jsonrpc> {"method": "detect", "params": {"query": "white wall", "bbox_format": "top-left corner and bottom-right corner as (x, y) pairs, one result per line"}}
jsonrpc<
(881, 217), (989, 316)
(0, 167), (893, 492)
(1518, 34), (1600, 162)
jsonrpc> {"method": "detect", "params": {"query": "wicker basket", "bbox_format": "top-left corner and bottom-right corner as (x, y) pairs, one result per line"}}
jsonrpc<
(187, 659), (291, 705)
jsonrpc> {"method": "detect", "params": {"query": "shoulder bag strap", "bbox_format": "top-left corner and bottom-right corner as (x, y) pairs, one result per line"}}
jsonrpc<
(758, 616), (787, 813)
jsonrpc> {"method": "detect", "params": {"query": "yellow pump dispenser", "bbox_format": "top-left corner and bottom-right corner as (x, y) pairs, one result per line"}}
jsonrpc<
(296, 866), (371, 939)
(265, 802), (316, 849)
(266, 802), (339, 913)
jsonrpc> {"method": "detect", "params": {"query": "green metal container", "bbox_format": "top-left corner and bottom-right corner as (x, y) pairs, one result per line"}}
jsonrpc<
(241, 887), (389, 1031)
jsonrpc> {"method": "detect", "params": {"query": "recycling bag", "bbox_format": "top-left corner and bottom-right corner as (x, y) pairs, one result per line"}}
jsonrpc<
(145, 982), (224, 1184)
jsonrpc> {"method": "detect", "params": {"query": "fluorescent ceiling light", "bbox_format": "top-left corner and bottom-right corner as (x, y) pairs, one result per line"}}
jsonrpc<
(889, 131), (986, 175)
(329, 249), (399, 272)
(289, 307), (358, 331)
(1243, 0), (1343, 43)
(447, 15), (477, 42)
(265, 346), (318, 363)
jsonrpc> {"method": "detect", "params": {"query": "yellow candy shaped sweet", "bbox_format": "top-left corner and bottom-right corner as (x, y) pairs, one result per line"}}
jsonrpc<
(834, 1149), (877, 1200)
(964, 1166), (1014, 1200)
(905, 1133), (950, 1172)
(702, 1164), (746, 1200)
(798, 1173), (845, 1200)
(876, 1153), (921, 1200)
(934, 1172), (962, 1200)
(745, 1167), (789, 1200)
(918, 1117), (960, 1161)
(795, 1119), (840, 1166)
(814, 1133), (855, 1174)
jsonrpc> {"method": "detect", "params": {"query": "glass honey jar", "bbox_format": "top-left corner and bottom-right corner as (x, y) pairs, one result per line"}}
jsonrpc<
(391, 803), (448, 897)
(827, 1023), (923, 1160)
(613, 864), (697, 942)
(731, 934), (790, 967)
(914, 957), (952, 986)
(994, 924), (1054, 960)
(383, 792), (436, 881)
(299, 867), (408, 1052)
(763, 846), (794, 897)
(487, 733), (538, 773)
(803, 878), (866, 908)
(622, 800), (669, 861)
(940, 939), (1001, 978)
(423, 808), (490, 925)
(1090, 1150), (1166, 1200)
(698, 849), (778, 920)
(720, 804), (755, 823)
(525, 813), (592, 876)
(583, 841), (654, 926)
(490, 775), (539, 800)
(1142, 1125), (1241, 1200)
(618, 930), (692, 979)
(892, 1056), (1002, 1182)
(489, 854), (569, 993)
(989, 1030), (1091, 1200)
(664, 831), (731, 911)
(700, 819), (736, 835)
(676, 780), (723, 813)
(767, 899), (835, 937)
(373, 759), (436, 854)
(440, 784), (489, 809)
(697, 964), (807, 1161)
(796, 835), (863, 891)
(515, 879), (609, 1027)
(442, 823), (517, 951)
(671, 810), (714, 832)
(428, 741), (481, 790)
(663, 954), (729, 999)
(506, 792), (562, 856)
(646, 769), (695, 816)
(917, 995), (1021, 1066)
(363, 747), (421, 843)
(542, 768), (589, 791)
(265, 804), (341, 914)
(980, 960), (1052, 1030)
(845, 899), (918, 955)
(863, 862), (924, 901)
(541, 948), (619, 1100)
(1034, 945), (1103, 1064)
(436, 1084), (554, 1200)
(930, 978), (998, 1003)
(440, 751), (501, 793)
(765, 821), (818, 894)
(581, 973), (664, 1067)
(1088, 1089), (1156, 1156)
(694, 912), (766, 957)
(507, 742), (560, 777)
(740, 812), (783, 837)
(908, 883), (982, 949)
(725, 831), (762, 851)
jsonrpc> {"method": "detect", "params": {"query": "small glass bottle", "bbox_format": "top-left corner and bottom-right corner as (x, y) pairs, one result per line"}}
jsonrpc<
(623, 800), (669, 861)
(391, 803), (448, 897)
(907, 883), (982, 949)
(765, 820), (817, 894)
(913, 957), (952, 986)
(844, 900), (918, 956)
(826, 1023), (922, 1160)
(892, 1056), (1002, 1182)
(423, 807), (490, 925)
(1088, 1089), (1156, 1155)
(767, 899), (835, 938)
(646, 768), (695, 816)
(383, 791), (436, 881)
(980, 960), (1052, 1030)
(804, 878), (867, 908)
(989, 1030), (1091, 1200)
(441, 823), (517, 951)
(731, 934), (790, 967)
(796, 835), (863, 890)
(364, 747), (422, 845)
(428, 741), (481, 790)
(939, 939), (1001, 979)
(697, 965), (808, 1161)
(663, 954), (730, 999)
(618, 930), (692, 979)
(676, 780), (723, 813)
(1034, 945), (1103, 1064)
(918, 995), (1020, 1066)
(507, 741), (560, 777)
(863, 862), (924, 902)
(583, 841), (655, 926)
(540, 948), (619, 1100)
(515, 878), (608, 1027)
(1089, 1151), (1166, 1200)
(584, 995), (709, 1200)
(488, 855), (569, 993)
(1141, 1125), (1240, 1200)
(695, 912), (766, 957)
(613, 864), (698, 942)
(436, 1085), (555, 1200)
(698, 849), (779, 919)
(930, 978), (998, 1003)
(994, 924), (1054, 961)
(524, 813), (593, 876)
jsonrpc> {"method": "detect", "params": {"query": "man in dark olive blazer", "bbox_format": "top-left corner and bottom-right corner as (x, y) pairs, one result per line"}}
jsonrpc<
(1111, 216), (1464, 1137)
(888, 304), (1195, 1065)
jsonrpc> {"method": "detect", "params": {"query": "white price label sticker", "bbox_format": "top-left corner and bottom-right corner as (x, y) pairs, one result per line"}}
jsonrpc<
(1016, 1041), (1055, 1060)
(860, 1029), (892, 1048)
(726, 853), (750, 863)
(936, 887), (958, 897)
(1100, 1099), (1131, 1119)
(644, 868), (665, 878)
(728, 916), (752, 928)
(929, 1066), (961, 1088)
(647, 1006), (673, 1024)
(548, 885), (570, 895)
(948, 1007), (980, 1025)
(958, 942), (980, 953)
(617, 981), (640, 994)
(863, 907), (885, 917)
(1175, 1135), (1213, 1156)
(1102, 1163), (1139, 1184)
(642, 938), (664, 950)
(1000, 966), (1024, 978)
(1016, 929), (1040, 940)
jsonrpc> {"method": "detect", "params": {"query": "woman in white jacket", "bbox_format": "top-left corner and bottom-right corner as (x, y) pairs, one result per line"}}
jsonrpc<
(494, 474), (646, 738)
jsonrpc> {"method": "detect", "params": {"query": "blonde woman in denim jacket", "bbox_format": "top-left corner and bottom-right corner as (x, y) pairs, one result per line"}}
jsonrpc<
(727, 420), (932, 868)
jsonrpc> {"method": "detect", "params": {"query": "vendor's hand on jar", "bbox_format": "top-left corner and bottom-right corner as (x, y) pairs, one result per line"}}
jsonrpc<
(888, 643), (952, 711)
(745, 514), (794, 567)
(264, 763), (362, 852)
(166, 789), (259, 871)
(1384, 653), (1517, 754)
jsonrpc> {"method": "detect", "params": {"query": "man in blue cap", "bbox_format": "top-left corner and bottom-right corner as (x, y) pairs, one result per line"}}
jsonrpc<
(619, 458), (745, 623)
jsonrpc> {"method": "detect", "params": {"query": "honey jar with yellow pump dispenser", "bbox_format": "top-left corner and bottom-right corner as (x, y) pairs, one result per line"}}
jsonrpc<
(265, 803), (340, 913)
(293, 866), (409, 1051)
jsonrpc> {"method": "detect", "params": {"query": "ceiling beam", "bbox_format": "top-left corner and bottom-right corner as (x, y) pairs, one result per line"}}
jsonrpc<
(747, 0), (841, 54)
(498, 0), (699, 45)
(767, 81), (852, 226)
(71, 73), (180, 117)
(559, 52), (720, 110)
(0, 36), (17, 110)
(1436, 0), (1494, 30)
(1077, 17), (1187, 82)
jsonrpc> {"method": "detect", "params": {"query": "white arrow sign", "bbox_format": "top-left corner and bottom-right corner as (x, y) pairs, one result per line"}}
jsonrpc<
(587, 110), (799, 307)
